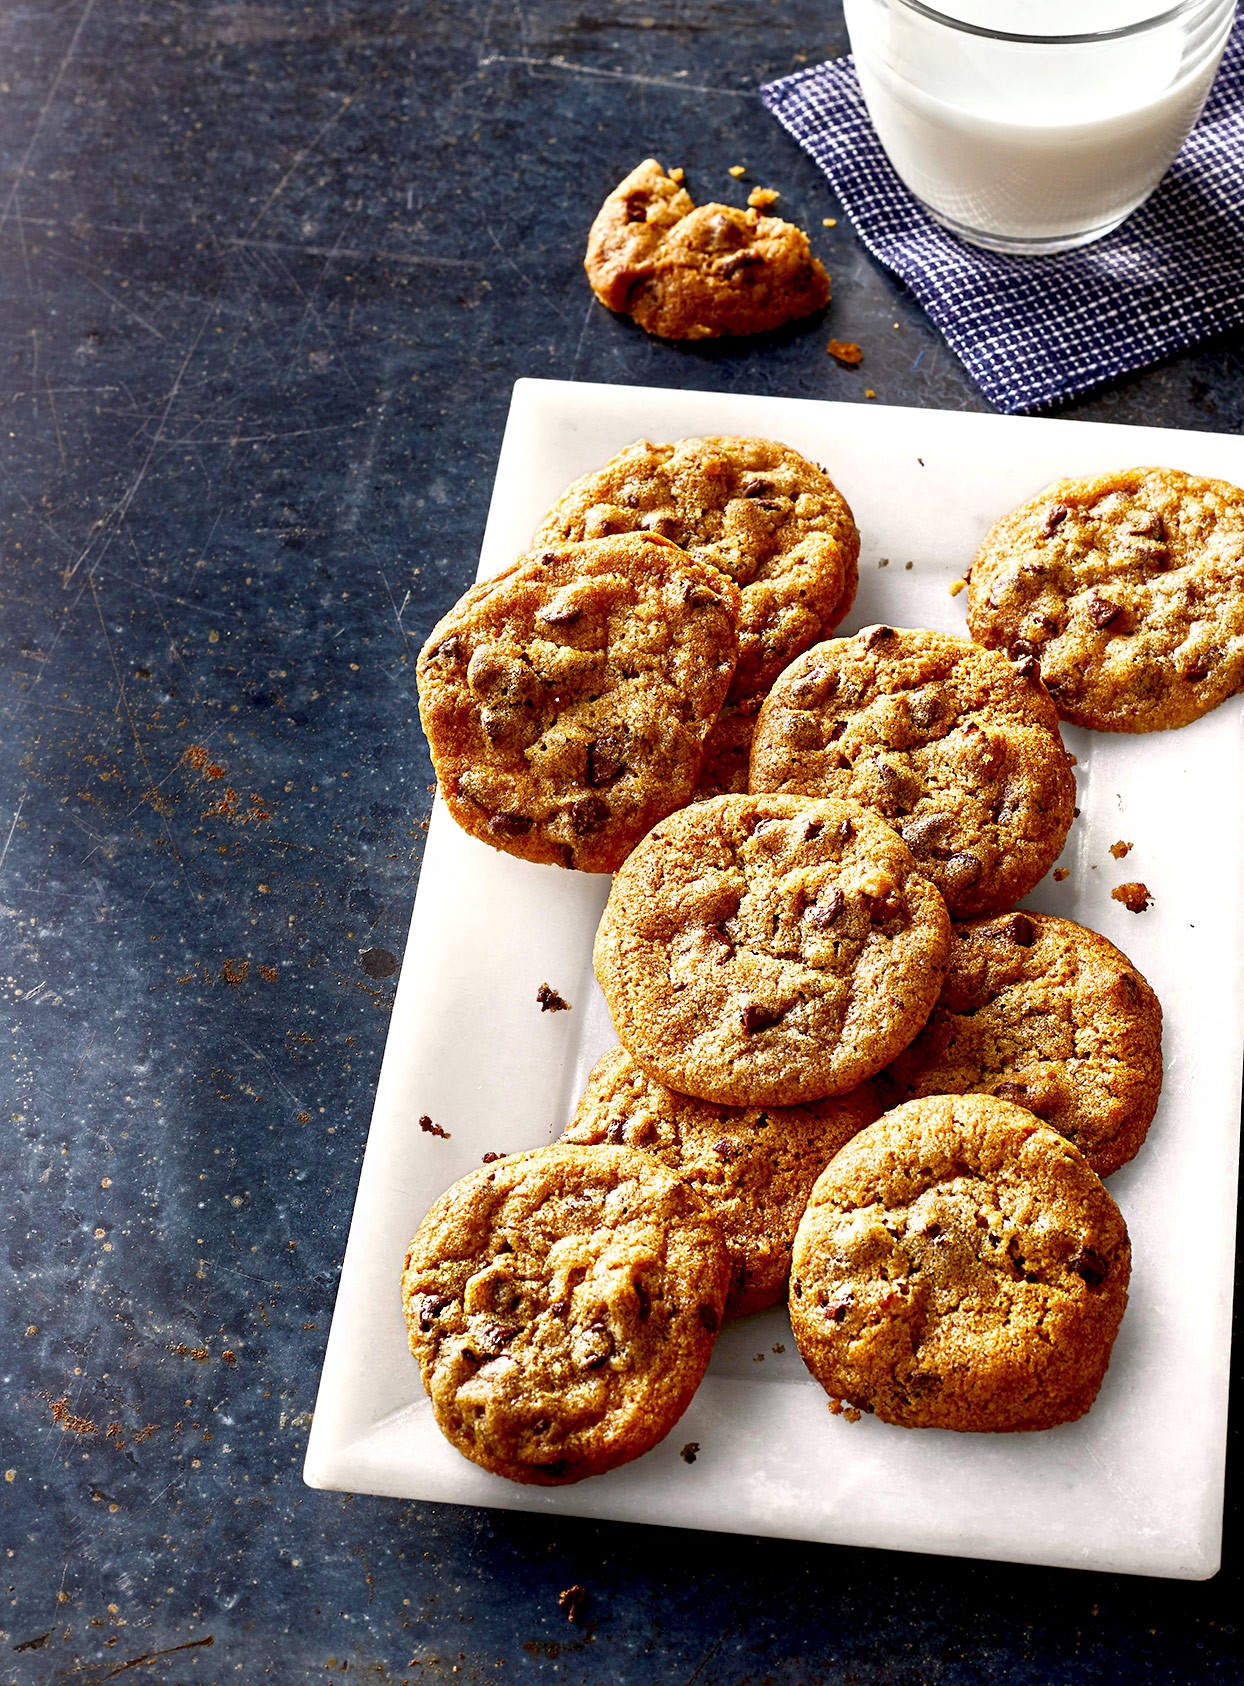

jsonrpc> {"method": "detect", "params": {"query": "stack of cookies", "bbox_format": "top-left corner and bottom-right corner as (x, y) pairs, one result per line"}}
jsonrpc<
(401, 438), (1233, 1482)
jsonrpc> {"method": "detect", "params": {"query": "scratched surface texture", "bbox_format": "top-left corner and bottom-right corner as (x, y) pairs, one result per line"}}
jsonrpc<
(1, 1), (1242, 1682)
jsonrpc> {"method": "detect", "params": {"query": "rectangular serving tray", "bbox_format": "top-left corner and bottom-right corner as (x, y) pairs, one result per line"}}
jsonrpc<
(305, 378), (1244, 1579)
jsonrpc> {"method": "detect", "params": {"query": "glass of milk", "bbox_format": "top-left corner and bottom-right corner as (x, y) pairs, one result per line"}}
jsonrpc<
(842, 0), (1237, 253)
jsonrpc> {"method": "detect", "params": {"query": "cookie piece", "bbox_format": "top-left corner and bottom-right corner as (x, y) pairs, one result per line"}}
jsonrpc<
(563, 1046), (882, 1317)
(585, 158), (830, 341)
(401, 1143), (730, 1485)
(749, 625), (1076, 917)
(593, 793), (951, 1107)
(534, 435), (860, 700)
(966, 466), (1244, 732)
(789, 1095), (1131, 1431)
(416, 533), (740, 873)
(877, 912), (1163, 1178)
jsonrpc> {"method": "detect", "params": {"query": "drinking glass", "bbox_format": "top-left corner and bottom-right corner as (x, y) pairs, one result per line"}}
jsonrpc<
(842, 0), (1237, 253)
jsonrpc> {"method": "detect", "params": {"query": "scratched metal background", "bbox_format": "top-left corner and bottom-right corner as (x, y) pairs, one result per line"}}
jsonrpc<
(1, 2), (1242, 1682)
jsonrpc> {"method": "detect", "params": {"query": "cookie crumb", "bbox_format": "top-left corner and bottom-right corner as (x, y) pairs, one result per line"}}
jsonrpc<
(537, 983), (571, 1012)
(949, 578), (967, 597)
(481, 1151), (505, 1163)
(1053, 867), (1070, 882)
(823, 216), (838, 226)
(680, 1441), (700, 1463)
(772, 1342), (785, 1354)
(878, 557), (890, 569)
(1110, 840), (1132, 859)
(747, 186), (780, 208)
(753, 1351), (765, 1362)
(904, 561), (913, 571)
(1112, 881), (1152, 913)
(826, 338), (863, 366)
(864, 388), (877, 400)
(728, 164), (746, 178)
(558, 1585), (589, 1624)
(669, 166), (685, 183)
(419, 1114), (451, 1139)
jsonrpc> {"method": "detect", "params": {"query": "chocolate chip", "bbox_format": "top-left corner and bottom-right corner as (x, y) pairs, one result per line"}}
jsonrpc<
(720, 250), (764, 279)
(740, 1002), (780, 1033)
(712, 1138), (737, 1161)
(1041, 503), (1069, 536)
(430, 635), (463, 662)
(740, 475), (776, 498)
(792, 1279), (803, 1298)
(568, 795), (609, 835)
(697, 1304), (721, 1332)
(1005, 912), (1036, 946)
(1013, 652), (1042, 682)
(538, 601), (581, 627)
(905, 1370), (943, 1397)
(804, 887), (845, 928)
(706, 922), (734, 954)
(803, 819), (824, 840)
(1126, 509), (1164, 539)
(623, 194), (649, 224)
(416, 1292), (451, 1332)
(1069, 1248), (1109, 1288)
(680, 1441), (700, 1464)
(943, 851), (982, 889)
(586, 736), (626, 787)
(863, 624), (896, 648)
(536, 982), (570, 1012)
(824, 1293), (853, 1323)
(490, 813), (532, 836)
(474, 1320), (520, 1359)
(573, 1322), (614, 1370)
(993, 1081), (1030, 1104)
(1087, 593), (1123, 629)
(635, 1282), (652, 1321)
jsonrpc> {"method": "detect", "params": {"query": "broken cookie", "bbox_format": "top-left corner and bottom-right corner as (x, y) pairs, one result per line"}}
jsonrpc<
(584, 158), (830, 341)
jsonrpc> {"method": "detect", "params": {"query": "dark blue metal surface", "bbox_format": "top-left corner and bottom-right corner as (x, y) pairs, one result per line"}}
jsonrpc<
(1, 3), (1241, 1680)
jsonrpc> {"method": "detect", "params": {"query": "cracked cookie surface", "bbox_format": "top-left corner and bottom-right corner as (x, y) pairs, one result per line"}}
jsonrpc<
(584, 158), (830, 341)
(966, 466), (1244, 732)
(749, 625), (1075, 917)
(401, 1143), (730, 1484)
(534, 435), (859, 701)
(593, 793), (951, 1107)
(789, 1094), (1131, 1431)
(562, 1045), (882, 1318)
(877, 912), (1163, 1178)
(416, 533), (739, 872)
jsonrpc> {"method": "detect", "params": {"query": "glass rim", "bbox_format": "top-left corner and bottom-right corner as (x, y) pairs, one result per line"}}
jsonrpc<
(887, 0), (1225, 45)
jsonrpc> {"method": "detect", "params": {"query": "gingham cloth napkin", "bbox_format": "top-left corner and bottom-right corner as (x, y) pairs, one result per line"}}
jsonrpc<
(760, 16), (1244, 413)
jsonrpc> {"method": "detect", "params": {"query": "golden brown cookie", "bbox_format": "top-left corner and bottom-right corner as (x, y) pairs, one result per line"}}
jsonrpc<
(562, 1046), (883, 1318)
(592, 793), (951, 1107)
(877, 912), (1163, 1178)
(584, 158), (830, 341)
(749, 625), (1076, 917)
(401, 1143), (730, 1485)
(534, 435), (860, 701)
(416, 533), (740, 872)
(966, 466), (1244, 732)
(789, 1095), (1131, 1432)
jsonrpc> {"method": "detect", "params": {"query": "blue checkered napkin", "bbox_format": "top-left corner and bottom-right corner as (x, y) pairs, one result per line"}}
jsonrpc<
(760, 18), (1244, 413)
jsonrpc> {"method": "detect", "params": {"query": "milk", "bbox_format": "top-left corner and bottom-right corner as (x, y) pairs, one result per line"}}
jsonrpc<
(844, 0), (1235, 250)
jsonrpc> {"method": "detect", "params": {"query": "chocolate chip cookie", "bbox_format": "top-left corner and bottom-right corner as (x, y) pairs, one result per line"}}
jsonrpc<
(593, 793), (951, 1107)
(748, 625), (1076, 917)
(533, 435), (860, 701)
(562, 1045), (882, 1318)
(966, 466), (1244, 732)
(585, 158), (830, 341)
(401, 1143), (730, 1484)
(789, 1094), (1131, 1432)
(877, 912), (1163, 1178)
(416, 533), (740, 873)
